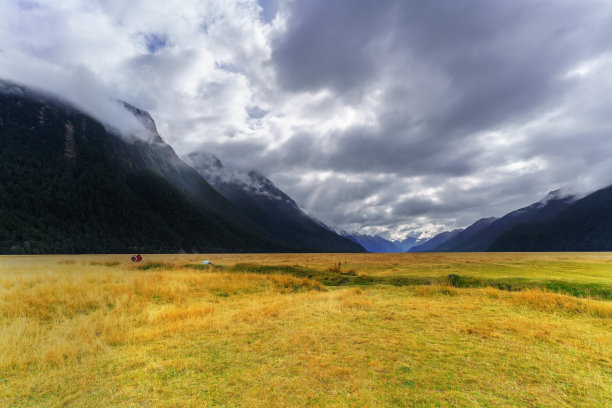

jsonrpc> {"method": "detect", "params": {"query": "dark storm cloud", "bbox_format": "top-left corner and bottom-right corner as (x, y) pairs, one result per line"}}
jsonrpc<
(275, 124), (478, 177)
(273, 0), (612, 131)
(274, 0), (612, 138)
(271, 0), (394, 94)
(264, 0), (612, 237)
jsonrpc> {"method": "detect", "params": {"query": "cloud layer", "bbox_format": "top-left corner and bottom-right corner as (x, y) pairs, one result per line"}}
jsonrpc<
(2, 0), (612, 238)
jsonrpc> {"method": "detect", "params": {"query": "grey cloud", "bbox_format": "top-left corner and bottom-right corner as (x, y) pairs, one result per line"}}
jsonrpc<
(188, 138), (271, 172)
(391, 198), (438, 218)
(261, 0), (612, 237)
(271, 0), (394, 94)
(274, 124), (479, 177)
(273, 0), (612, 137)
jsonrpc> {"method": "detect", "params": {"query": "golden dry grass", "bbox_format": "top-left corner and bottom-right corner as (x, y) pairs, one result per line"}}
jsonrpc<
(0, 253), (611, 407)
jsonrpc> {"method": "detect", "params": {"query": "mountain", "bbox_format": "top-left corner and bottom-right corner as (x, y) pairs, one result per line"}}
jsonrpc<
(0, 80), (269, 253)
(0, 80), (364, 254)
(490, 185), (612, 251)
(433, 217), (497, 251)
(393, 236), (424, 252)
(337, 233), (425, 253)
(444, 190), (576, 252)
(340, 232), (402, 253)
(183, 152), (364, 253)
(409, 229), (464, 252)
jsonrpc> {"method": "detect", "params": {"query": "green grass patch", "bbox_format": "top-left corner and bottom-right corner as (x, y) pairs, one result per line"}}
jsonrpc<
(215, 263), (612, 300)
(447, 275), (612, 300)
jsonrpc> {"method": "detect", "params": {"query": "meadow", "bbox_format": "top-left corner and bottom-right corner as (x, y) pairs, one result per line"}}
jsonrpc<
(0, 253), (611, 407)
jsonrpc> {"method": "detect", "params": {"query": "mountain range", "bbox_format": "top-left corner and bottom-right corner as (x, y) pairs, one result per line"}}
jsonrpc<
(347, 185), (612, 253)
(3, 79), (612, 254)
(490, 185), (612, 251)
(340, 232), (394, 253)
(408, 189), (612, 252)
(451, 190), (577, 252)
(0, 80), (364, 254)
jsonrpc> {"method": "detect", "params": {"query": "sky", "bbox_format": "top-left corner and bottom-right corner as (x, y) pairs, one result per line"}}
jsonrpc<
(2, 0), (612, 239)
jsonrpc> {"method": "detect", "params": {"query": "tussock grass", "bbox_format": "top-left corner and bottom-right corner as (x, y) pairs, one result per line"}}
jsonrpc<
(0, 265), (324, 371)
(337, 287), (372, 309)
(507, 288), (612, 318)
(414, 284), (459, 297)
(482, 286), (612, 317)
(0, 253), (611, 407)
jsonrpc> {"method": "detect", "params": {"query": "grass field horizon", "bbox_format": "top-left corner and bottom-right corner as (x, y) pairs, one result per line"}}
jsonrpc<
(1, 253), (611, 407)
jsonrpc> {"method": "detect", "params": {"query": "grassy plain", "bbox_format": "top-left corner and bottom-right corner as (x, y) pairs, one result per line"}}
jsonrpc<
(0, 253), (611, 407)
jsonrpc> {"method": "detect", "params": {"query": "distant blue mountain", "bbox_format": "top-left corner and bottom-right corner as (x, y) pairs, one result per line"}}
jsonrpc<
(338, 232), (401, 253)
(393, 236), (424, 251)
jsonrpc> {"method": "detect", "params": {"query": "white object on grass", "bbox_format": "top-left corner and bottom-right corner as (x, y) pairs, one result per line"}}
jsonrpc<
(202, 260), (210, 265)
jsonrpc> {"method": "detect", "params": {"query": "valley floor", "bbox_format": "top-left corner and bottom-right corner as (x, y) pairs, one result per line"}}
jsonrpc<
(0, 253), (611, 407)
